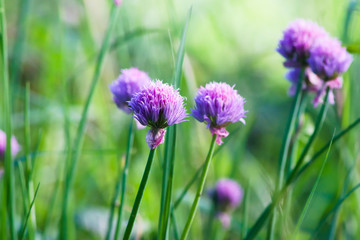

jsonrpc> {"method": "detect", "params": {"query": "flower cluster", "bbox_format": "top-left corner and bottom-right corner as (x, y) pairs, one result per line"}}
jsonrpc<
(278, 19), (353, 106)
(129, 80), (187, 149)
(209, 179), (243, 227)
(110, 69), (247, 149)
(191, 82), (247, 145)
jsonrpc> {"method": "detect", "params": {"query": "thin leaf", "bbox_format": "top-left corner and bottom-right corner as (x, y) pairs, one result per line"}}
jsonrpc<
(112, 119), (135, 240)
(293, 130), (336, 238)
(59, 4), (121, 238)
(19, 183), (40, 240)
(312, 182), (360, 239)
(123, 148), (157, 239)
(159, 7), (192, 239)
(0, 0), (16, 238)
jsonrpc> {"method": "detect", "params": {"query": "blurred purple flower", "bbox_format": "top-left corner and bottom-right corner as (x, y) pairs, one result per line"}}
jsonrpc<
(191, 82), (247, 145)
(209, 179), (243, 228)
(0, 129), (20, 161)
(128, 80), (187, 149)
(308, 37), (353, 81)
(109, 68), (151, 114)
(286, 67), (340, 107)
(114, 0), (122, 6)
(277, 19), (329, 68)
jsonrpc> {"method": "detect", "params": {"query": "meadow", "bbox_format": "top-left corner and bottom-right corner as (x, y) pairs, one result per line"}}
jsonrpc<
(1, 0), (360, 239)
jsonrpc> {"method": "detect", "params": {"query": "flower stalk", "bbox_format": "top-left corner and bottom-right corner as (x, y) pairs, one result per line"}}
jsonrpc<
(123, 148), (157, 240)
(180, 135), (217, 239)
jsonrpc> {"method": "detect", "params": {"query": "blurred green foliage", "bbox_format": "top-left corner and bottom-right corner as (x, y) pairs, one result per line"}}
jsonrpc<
(2, 0), (360, 239)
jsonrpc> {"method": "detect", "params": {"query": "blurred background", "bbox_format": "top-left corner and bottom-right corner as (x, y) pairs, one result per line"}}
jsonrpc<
(2, 0), (360, 239)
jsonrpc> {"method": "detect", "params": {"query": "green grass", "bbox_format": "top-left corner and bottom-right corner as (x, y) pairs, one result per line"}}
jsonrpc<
(1, 0), (360, 239)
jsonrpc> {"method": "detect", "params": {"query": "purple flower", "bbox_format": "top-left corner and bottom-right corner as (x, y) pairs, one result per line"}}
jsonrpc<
(277, 19), (329, 68)
(209, 179), (243, 228)
(128, 80), (187, 149)
(308, 37), (353, 81)
(286, 67), (340, 107)
(109, 68), (151, 114)
(114, 0), (122, 6)
(0, 129), (20, 161)
(191, 82), (247, 145)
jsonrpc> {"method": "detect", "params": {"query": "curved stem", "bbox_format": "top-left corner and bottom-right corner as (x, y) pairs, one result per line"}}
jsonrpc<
(181, 135), (217, 240)
(123, 148), (156, 240)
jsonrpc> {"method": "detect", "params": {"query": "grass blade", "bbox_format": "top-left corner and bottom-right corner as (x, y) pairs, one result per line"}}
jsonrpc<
(293, 130), (336, 238)
(24, 82), (36, 240)
(0, 0), (16, 238)
(295, 117), (360, 181)
(268, 68), (305, 240)
(10, 0), (30, 106)
(311, 182), (360, 239)
(19, 183), (40, 240)
(242, 182), (251, 238)
(111, 119), (135, 240)
(247, 89), (330, 240)
(59, 4), (120, 238)
(159, 7), (192, 239)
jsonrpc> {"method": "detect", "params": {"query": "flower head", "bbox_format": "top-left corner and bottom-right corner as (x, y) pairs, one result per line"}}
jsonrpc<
(109, 68), (151, 114)
(129, 80), (187, 149)
(0, 129), (20, 161)
(209, 179), (243, 228)
(308, 37), (353, 81)
(191, 82), (247, 145)
(277, 19), (329, 67)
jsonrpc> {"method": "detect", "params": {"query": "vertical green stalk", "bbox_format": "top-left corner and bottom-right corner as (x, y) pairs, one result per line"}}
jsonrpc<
(159, 127), (176, 239)
(59, 4), (120, 238)
(123, 148), (157, 240)
(293, 130), (335, 239)
(267, 68), (305, 240)
(158, 129), (172, 235)
(24, 82), (36, 240)
(159, 7), (192, 238)
(0, 0), (16, 238)
(10, 0), (30, 105)
(245, 89), (330, 240)
(241, 182), (250, 238)
(110, 119), (135, 240)
(181, 135), (217, 239)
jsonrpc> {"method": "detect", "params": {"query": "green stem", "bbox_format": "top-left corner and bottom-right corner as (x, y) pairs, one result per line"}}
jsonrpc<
(112, 119), (135, 240)
(293, 130), (335, 238)
(181, 135), (217, 240)
(10, 0), (30, 106)
(123, 148), (157, 240)
(0, 0), (16, 238)
(59, 5), (120, 238)
(171, 210), (180, 240)
(267, 68), (305, 240)
(24, 82), (36, 240)
(19, 183), (40, 240)
(159, 126), (177, 239)
(245, 89), (330, 240)
(285, 89), (329, 188)
(158, 129), (172, 236)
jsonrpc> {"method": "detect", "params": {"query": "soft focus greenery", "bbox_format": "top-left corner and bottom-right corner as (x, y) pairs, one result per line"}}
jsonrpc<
(1, 0), (360, 239)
